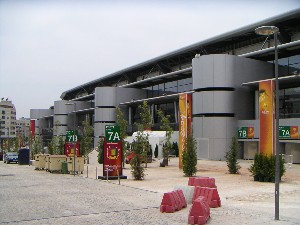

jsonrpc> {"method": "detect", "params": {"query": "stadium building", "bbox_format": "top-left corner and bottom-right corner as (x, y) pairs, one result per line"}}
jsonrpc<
(31, 9), (300, 162)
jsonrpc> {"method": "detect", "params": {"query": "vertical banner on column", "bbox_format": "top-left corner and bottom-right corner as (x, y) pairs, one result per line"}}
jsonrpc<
(179, 93), (192, 169)
(259, 80), (275, 156)
(30, 120), (35, 136)
(187, 94), (192, 135)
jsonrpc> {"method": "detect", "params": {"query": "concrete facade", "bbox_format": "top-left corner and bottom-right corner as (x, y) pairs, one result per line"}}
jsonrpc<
(192, 54), (273, 160)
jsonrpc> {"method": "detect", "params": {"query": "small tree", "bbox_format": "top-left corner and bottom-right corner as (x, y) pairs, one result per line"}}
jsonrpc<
(116, 106), (128, 166)
(138, 101), (152, 130)
(80, 118), (94, 161)
(13, 137), (19, 152)
(225, 136), (241, 174)
(28, 132), (35, 159)
(32, 135), (43, 156)
(182, 133), (197, 177)
(97, 137), (104, 164)
(48, 121), (65, 155)
(130, 131), (146, 180)
(157, 109), (173, 166)
(130, 101), (152, 179)
(57, 136), (65, 155)
(48, 137), (56, 155)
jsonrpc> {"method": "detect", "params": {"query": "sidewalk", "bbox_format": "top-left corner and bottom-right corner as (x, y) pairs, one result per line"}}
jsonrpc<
(82, 150), (300, 224)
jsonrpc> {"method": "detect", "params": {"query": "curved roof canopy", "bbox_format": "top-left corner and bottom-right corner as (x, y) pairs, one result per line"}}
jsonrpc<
(61, 9), (300, 100)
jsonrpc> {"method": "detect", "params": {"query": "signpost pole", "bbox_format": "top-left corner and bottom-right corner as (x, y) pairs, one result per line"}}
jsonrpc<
(65, 102), (77, 177)
(73, 104), (76, 176)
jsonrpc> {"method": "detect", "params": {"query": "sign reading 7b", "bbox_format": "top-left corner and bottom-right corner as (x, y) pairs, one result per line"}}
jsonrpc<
(66, 130), (78, 142)
(105, 125), (121, 143)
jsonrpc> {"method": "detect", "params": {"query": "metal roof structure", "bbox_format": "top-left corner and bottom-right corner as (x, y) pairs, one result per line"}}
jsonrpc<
(61, 9), (300, 100)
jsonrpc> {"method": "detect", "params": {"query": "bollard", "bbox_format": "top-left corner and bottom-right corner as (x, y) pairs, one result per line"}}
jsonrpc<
(96, 167), (98, 179)
(116, 166), (120, 185)
(106, 167), (109, 181)
(86, 165), (89, 178)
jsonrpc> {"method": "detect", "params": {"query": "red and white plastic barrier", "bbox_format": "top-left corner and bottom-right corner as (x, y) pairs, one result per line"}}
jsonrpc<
(160, 189), (187, 213)
(188, 196), (210, 225)
(188, 176), (217, 188)
(192, 186), (221, 208)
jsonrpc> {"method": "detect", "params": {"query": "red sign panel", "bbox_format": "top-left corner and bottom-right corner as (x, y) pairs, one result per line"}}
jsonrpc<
(30, 120), (35, 136)
(65, 143), (80, 156)
(103, 141), (123, 177)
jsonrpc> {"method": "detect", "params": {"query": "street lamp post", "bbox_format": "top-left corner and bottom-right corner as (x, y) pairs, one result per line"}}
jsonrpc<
(66, 102), (77, 177)
(255, 26), (280, 220)
(6, 127), (10, 151)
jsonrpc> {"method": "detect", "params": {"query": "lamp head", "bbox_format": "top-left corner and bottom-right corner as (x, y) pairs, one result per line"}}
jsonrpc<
(255, 26), (279, 36)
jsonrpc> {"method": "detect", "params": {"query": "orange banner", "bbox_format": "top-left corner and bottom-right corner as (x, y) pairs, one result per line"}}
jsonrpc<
(247, 127), (254, 139)
(259, 80), (275, 156)
(290, 126), (299, 139)
(179, 93), (192, 168)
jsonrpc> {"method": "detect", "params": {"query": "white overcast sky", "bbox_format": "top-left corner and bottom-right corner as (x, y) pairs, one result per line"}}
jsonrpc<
(0, 0), (300, 118)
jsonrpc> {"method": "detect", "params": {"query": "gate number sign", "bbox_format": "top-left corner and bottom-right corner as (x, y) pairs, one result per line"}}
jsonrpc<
(105, 125), (121, 143)
(66, 130), (78, 142)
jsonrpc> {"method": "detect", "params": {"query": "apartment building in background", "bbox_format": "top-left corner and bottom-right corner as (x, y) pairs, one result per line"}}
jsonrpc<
(16, 117), (30, 139)
(0, 99), (17, 148)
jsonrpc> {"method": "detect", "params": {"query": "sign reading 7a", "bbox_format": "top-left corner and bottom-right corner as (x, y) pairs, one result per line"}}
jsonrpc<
(105, 125), (121, 143)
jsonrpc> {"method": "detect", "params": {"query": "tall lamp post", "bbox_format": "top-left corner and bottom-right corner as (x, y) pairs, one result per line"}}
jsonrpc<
(65, 102), (77, 177)
(6, 127), (10, 151)
(255, 26), (280, 220)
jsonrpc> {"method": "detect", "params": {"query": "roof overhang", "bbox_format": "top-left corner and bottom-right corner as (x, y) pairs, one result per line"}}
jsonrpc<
(242, 74), (300, 89)
(120, 67), (192, 89)
(119, 91), (194, 106)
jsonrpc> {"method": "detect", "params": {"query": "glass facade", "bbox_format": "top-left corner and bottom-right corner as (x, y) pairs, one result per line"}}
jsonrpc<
(280, 87), (300, 118)
(129, 77), (193, 132)
(145, 77), (193, 98)
(278, 54), (300, 76)
(277, 54), (300, 118)
(153, 103), (176, 124)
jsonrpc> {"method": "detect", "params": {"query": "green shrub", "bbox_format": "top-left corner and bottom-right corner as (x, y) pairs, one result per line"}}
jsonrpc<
(97, 138), (104, 164)
(249, 153), (286, 182)
(182, 134), (197, 177)
(225, 136), (241, 174)
(130, 154), (145, 180)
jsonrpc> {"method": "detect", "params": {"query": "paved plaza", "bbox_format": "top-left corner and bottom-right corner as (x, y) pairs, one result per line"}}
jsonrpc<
(0, 151), (299, 224)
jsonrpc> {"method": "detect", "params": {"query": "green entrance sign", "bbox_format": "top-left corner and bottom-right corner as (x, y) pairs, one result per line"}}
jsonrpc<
(279, 126), (290, 138)
(105, 125), (121, 143)
(237, 127), (254, 139)
(238, 127), (248, 139)
(66, 130), (78, 142)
